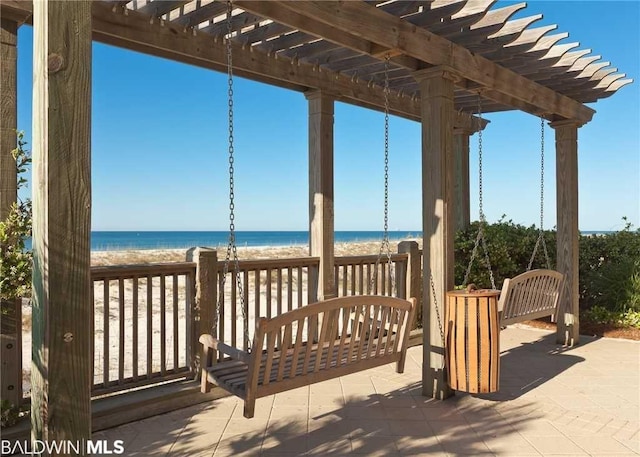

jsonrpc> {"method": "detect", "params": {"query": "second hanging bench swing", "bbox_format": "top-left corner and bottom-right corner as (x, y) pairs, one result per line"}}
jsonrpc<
(464, 96), (565, 327)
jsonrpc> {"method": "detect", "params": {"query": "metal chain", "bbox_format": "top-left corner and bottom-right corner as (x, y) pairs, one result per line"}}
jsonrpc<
(463, 94), (496, 289)
(215, 0), (251, 351)
(528, 116), (551, 271)
(372, 54), (396, 296)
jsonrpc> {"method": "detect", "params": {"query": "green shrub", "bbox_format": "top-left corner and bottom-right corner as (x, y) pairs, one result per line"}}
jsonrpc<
(455, 216), (556, 289)
(454, 217), (640, 318)
(0, 132), (32, 302)
(579, 219), (640, 313)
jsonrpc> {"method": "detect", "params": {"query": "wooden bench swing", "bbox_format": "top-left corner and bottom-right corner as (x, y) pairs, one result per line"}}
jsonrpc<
(200, 20), (414, 417)
(200, 296), (416, 418)
(464, 103), (565, 327)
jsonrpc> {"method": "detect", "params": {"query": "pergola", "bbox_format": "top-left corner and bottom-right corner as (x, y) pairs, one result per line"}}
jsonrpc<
(0, 0), (631, 447)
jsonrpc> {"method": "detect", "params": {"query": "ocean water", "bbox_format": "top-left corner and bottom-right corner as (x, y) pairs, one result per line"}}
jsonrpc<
(24, 230), (614, 252)
(86, 230), (421, 251)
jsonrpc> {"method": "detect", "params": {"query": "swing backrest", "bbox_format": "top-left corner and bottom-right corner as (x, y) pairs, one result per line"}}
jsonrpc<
(246, 295), (416, 397)
(498, 269), (564, 326)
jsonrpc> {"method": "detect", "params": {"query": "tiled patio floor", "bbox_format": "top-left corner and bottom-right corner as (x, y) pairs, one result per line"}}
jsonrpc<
(98, 326), (640, 456)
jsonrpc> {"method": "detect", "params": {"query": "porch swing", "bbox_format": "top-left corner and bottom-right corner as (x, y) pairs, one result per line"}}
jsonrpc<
(464, 95), (564, 326)
(198, 1), (416, 419)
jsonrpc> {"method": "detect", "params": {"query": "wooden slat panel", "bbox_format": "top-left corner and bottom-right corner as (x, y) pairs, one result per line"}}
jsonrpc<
(467, 298), (478, 393)
(314, 310), (331, 372)
(287, 267), (293, 312)
(489, 295), (500, 391)
(375, 307), (390, 357)
(262, 332), (277, 386)
(289, 318), (305, 379)
(479, 297), (491, 391)
(132, 277), (139, 381)
(243, 269), (250, 351)
(231, 271), (237, 348)
(456, 298), (466, 392)
(160, 274), (166, 376)
(302, 314), (318, 374)
(276, 323), (293, 382)
(103, 280), (110, 387)
(173, 275), (179, 370)
(336, 308), (351, 366)
(118, 279), (125, 383)
(146, 275), (153, 377)
(447, 294), (458, 390)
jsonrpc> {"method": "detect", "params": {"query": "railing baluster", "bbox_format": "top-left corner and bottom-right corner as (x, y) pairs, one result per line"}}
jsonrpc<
(160, 274), (166, 377)
(146, 275), (153, 378)
(91, 281), (95, 389)
(118, 278), (125, 384)
(231, 269), (237, 348)
(243, 269), (249, 352)
(103, 279), (109, 388)
(287, 267), (293, 312)
(266, 268), (272, 319)
(358, 263), (364, 295)
(132, 277), (138, 381)
(297, 266), (303, 309)
(173, 274), (179, 371)
(254, 269), (261, 331)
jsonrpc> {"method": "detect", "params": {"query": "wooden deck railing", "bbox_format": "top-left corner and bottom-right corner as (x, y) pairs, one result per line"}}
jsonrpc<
(86, 240), (422, 398)
(90, 263), (196, 396)
(334, 253), (408, 298)
(214, 257), (319, 355)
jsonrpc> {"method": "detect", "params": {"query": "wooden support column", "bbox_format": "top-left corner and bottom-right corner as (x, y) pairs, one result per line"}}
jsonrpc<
(453, 130), (471, 232)
(0, 17), (22, 409)
(398, 241), (421, 328)
(415, 68), (456, 400)
(31, 0), (92, 445)
(552, 119), (581, 346)
(186, 248), (217, 373)
(1, 18), (17, 220)
(307, 90), (336, 301)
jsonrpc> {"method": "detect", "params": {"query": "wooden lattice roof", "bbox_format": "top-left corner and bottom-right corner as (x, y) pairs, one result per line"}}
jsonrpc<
(3, 0), (632, 124)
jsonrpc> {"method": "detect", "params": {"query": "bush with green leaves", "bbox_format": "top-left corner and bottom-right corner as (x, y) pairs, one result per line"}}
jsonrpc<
(454, 216), (556, 289)
(455, 217), (640, 318)
(0, 131), (32, 302)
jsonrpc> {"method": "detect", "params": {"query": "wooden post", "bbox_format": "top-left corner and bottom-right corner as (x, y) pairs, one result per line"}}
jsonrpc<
(306, 90), (336, 302)
(398, 241), (421, 327)
(453, 130), (471, 231)
(31, 0), (92, 444)
(552, 119), (581, 346)
(187, 248), (217, 373)
(1, 18), (17, 220)
(415, 67), (456, 400)
(0, 17), (22, 409)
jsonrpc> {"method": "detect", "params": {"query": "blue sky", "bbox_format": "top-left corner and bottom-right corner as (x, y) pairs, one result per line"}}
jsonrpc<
(15, 1), (639, 232)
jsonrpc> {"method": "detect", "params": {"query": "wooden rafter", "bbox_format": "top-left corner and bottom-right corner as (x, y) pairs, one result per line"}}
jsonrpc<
(236, 1), (595, 122)
(3, 0), (631, 121)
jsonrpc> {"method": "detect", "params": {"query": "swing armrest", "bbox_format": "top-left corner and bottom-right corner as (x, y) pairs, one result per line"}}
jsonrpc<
(199, 334), (250, 364)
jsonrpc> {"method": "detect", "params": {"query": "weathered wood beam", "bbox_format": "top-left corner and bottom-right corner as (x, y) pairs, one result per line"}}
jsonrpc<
(6, 1), (484, 128)
(0, 16), (22, 410)
(0, 18), (17, 221)
(270, 1), (594, 123)
(417, 67), (456, 400)
(552, 120), (580, 346)
(307, 91), (336, 301)
(31, 0), (92, 443)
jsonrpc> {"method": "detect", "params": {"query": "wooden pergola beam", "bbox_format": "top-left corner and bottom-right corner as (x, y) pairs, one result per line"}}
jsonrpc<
(250, 1), (594, 123)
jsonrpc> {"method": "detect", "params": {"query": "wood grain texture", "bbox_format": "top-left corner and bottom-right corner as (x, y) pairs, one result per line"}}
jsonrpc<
(200, 295), (415, 417)
(0, 18), (21, 405)
(453, 132), (471, 231)
(307, 91), (336, 301)
(0, 18), (17, 221)
(187, 248), (217, 372)
(552, 120), (580, 345)
(31, 0), (92, 442)
(417, 69), (455, 400)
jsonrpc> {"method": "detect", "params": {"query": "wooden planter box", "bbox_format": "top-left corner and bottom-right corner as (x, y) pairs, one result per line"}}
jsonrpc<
(445, 289), (500, 393)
